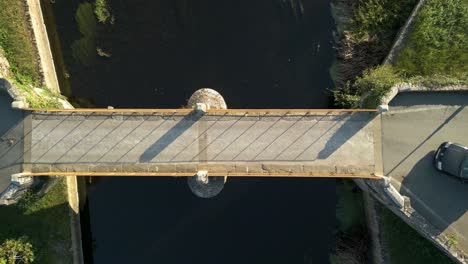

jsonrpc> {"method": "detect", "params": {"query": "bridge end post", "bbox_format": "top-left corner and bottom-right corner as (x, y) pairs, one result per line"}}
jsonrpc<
(378, 105), (389, 113)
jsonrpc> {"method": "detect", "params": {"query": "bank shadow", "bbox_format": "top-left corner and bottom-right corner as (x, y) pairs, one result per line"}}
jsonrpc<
(390, 91), (468, 107)
(317, 113), (373, 159)
(401, 152), (468, 234)
(139, 111), (203, 162)
(0, 88), (27, 184)
(0, 192), (80, 262)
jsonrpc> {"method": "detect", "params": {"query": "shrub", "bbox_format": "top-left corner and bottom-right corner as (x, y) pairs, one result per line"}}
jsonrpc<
(334, 65), (401, 108)
(333, 84), (361, 108)
(350, 0), (417, 42)
(0, 237), (34, 264)
(355, 65), (401, 108)
(95, 0), (111, 24)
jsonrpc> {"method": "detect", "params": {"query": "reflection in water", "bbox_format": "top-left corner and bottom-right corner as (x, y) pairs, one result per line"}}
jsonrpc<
(280, 0), (305, 21)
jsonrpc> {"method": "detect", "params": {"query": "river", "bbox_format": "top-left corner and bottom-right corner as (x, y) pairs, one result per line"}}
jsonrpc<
(45, 0), (337, 263)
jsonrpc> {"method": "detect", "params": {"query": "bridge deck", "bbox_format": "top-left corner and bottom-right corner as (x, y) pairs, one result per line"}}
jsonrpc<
(11, 109), (380, 178)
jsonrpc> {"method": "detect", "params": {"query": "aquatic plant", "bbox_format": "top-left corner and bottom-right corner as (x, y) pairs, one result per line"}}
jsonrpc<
(72, 2), (97, 66)
(95, 0), (111, 24)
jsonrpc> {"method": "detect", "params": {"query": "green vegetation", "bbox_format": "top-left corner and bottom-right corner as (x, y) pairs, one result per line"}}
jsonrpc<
(0, 237), (34, 264)
(14, 80), (63, 108)
(0, 1), (72, 262)
(334, 65), (401, 108)
(350, 0), (417, 42)
(447, 234), (459, 248)
(332, 0), (417, 107)
(333, 0), (467, 108)
(395, 0), (468, 79)
(382, 208), (454, 264)
(0, 0), (63, 108)
(95, 0), (111, 24)
(72, 2), (97, 66)
(0, 179), (72, 264)
(335, 63), (468, 108)
(0, 0), (41, 85)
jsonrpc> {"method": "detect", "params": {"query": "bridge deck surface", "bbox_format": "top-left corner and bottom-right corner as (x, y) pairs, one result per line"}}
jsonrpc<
(14, 110), (379, 177)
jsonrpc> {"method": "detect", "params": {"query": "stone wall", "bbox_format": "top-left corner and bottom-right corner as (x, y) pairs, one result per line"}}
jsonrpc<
(358, 178), (467, 263)
(24, 0), (60, 92)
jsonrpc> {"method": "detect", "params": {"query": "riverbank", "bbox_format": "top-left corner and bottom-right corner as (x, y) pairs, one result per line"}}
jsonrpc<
(25, 0), (60, 92)
(332, 0), (467, 109)
(0, 178), (73, 263)
(0, 0), (81, 263)
(330, 0), (462, 263)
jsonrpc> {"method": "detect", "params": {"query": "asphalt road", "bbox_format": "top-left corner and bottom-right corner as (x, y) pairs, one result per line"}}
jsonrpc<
(0, 89), (25, 193)
(383, 92), (468, 251)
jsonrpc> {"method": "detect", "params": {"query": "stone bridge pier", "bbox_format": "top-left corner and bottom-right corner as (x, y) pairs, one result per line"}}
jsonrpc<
(186, 88), (228, 198)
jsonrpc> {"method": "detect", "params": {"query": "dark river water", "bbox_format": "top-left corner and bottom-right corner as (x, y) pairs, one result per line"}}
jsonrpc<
(47, 0), (337, 263)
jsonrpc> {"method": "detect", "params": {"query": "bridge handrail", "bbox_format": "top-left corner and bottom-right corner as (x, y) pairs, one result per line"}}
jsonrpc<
(19, 171), (383, 179)
(24, 108), (378, 113)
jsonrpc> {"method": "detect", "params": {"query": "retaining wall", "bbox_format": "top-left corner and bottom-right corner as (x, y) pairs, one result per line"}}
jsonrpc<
(24, 0), (60, 92)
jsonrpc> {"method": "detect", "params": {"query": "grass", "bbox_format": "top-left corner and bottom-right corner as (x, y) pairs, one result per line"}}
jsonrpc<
(0, 0), (72, 262)
(333, 0), (467, 108)
(16, 82), (63, 108)
(395, 0), (468, 80)
(0, 0), (41, 85)
(350, 0), (418, 42)
(331, 0), (418, 107)
(382, 207), (454, 264)
(0, 0), (64, 108)
(0, 178), (72, 264)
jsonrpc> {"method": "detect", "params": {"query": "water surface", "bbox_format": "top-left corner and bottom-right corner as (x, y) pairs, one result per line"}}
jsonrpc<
(48, 0), (337, 263)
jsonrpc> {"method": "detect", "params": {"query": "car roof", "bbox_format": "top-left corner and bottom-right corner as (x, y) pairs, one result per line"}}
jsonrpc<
(462, 155), (468, 179)
(442, 144), (467, 177)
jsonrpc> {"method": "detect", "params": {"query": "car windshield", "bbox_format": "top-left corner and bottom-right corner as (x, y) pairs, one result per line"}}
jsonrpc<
(462, 155), (468, 179)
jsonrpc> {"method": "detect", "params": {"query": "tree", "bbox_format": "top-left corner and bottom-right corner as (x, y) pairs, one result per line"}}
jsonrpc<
(0, 237), (34, 264)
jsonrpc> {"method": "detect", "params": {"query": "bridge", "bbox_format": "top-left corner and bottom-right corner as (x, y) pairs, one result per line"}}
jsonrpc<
(1, 107), (382, 179)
